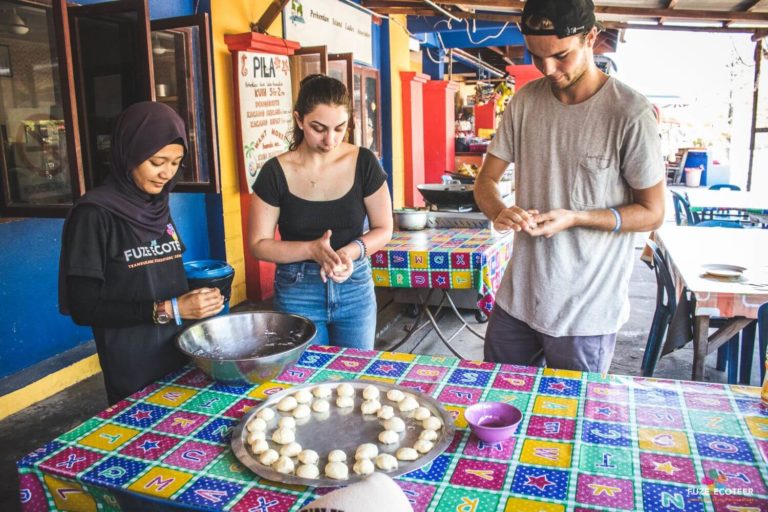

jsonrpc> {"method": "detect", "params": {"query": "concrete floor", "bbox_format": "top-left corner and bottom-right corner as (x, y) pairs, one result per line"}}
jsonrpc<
(1, 231), (762, 511)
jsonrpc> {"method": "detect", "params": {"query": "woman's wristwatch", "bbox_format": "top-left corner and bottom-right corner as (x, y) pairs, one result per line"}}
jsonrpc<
(153, 300), (171, 324)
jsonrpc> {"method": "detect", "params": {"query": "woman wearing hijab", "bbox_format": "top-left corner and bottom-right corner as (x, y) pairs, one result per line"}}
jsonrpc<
(59, 101), (224, 404)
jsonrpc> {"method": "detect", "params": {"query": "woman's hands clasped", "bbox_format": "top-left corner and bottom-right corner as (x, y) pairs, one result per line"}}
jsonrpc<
(177, 287), (225, 320)
(310, 230), (354, 283)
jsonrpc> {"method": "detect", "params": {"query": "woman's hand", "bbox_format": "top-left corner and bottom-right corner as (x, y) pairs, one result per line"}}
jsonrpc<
(326, 250), (355, 283)
(310, 230), (342, 283)
(493, 207), (539, 233)
(177, 287), (225, 320)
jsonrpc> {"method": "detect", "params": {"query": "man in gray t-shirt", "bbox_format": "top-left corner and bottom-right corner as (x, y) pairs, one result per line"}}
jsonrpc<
(474, 0), (665, 373)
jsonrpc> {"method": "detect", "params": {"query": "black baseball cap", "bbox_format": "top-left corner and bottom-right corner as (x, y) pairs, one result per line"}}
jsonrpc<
(520, 0), (597, 38)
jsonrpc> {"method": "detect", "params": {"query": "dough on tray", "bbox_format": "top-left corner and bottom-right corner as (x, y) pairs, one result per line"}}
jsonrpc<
(313, 385), (332, 399)
(312, 399), (330, 413)
(272, 427), (296, 445)
(414, 439), (434, 454)
(362, 385), (380, 400)
(377, 405), (395, 420)
(328, 449), (347, 462)
(378, 430), (399, 444)
(423, 416), (442, 431)
(419, 429), (438, 441)
(353, 458), (375, 475)
(298, 449), (319, 465)
(246, 417), (267, 432)
(294, 388), (313, 404)
(386, 389), (405, 402)
(325, 461), (349, 480)
(336, 396), (354, 408)
(280, 442), (302, 458)
(398, 396), (419, 412)
(361, 400), (382, 415)
(278, 417), (296, 430)
(247, 430), (266, 444)
(259, 449), (279, 466)
(355, 443), (378, 460)
(396, 447), (419, 461)
(293, 404), (311, 419)
(296, 464), (320, 479)
(413, 407), (431, 421)
(384, 417), (406, 433)
(277, 396), (298, 412)
(273, 455), (295, 474)
(256, 408), (275, 421)
(374, 453), (398, 471)
(337, 383), (355, 397)
(250, 439), (269, 455)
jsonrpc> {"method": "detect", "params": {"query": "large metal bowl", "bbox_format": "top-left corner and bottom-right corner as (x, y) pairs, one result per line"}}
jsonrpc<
(175, 311), (316, 385)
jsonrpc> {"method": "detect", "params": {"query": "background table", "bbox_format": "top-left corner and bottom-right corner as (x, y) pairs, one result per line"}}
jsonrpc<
(18, 345), (768, 511)
(685, 189), (768, 222)
(656, 225), (768, 380)
(370, 228), (513, 357)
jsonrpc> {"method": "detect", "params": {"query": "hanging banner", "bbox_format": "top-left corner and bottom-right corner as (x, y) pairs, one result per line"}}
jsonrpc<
(284, 0), (373, 66)
(236, 51), (294, 192)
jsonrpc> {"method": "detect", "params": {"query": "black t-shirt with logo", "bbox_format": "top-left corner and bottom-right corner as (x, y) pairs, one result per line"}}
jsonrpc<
(61, 203), (189, 402)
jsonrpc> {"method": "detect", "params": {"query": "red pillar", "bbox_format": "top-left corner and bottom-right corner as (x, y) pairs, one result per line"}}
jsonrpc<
(473, 101), (495, 133)
(505, 64), (543, 90)
(400, 72), (428, 207)
(423, 80), (459, 184)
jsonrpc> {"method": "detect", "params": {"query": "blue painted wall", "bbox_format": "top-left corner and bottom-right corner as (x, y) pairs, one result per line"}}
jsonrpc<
(0, 0), (221, 380)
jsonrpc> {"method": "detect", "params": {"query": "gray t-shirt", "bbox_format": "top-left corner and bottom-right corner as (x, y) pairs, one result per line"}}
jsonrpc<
(488, 76), (663, 337)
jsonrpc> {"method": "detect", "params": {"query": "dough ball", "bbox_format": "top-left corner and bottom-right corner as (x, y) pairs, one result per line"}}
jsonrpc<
(273, 455), (295, 474)
(250, 439), (269, 455)
(377, 405), (395, 420)
(362, 385), (380, 400)
(293, 404), (311, 419)
(256, 408), (275, 422)
(396, 447), (419, 461)
(298, 449), (319, 465)
(259, 449), (279, 466)
(277, 396), (298, 412)
(295, 415), (311, 427)
(272, 427), (296, 445)
(312, 399), (330, 413)
(355, 443), (379, 460)
(294, 388), (313, 404)
(361, 400), (382, 415)
(280, 442), (302, 458)
(246, 417), (267, 432)
(423, 416), (442, 431)
(336, 396), (354, 408)
(313, 385), (332, 399)
(337, 383), (355, 397)
(333, 264), (348, 273)
(413, 407), (431, 421)
(328, 449), (347, 462)
(384, 417), (406, 433)
(386, 389), (405, 402)
(378, 430), (399, 444)
(296, 464), (320, 479)
(398, 396), (419, 412)
(353, 458), (375, 476)
(419, 429), (439, 441)
(414, 439), (434, 454)
(247, 430), (266, 444)
(325, 461), (349, 480)
(278, 417), (296, 430)
(374, 453), (398, 471)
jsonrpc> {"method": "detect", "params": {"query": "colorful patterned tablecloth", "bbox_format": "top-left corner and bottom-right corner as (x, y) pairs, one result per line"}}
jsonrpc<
(370, 228), (513, 314)
(17, 345), (768, 511)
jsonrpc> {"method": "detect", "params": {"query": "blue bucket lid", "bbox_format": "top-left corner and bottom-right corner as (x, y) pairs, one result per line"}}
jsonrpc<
(184, 260), (234, 279)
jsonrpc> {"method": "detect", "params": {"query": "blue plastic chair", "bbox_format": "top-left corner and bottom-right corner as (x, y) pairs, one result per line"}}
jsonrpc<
(703, 183), (747, 222)
(670, 190), (699, 226)
(696, 220), (744, 229)
(642, 239), (755, 383)
(709, 184), (741, 191)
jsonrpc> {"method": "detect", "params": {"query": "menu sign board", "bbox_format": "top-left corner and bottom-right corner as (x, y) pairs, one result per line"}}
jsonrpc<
(284, 0), (372, 66)
(237, 51), (294, 191)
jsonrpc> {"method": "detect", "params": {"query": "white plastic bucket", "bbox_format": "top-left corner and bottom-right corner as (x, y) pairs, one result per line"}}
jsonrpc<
(684, 166), (703, 187)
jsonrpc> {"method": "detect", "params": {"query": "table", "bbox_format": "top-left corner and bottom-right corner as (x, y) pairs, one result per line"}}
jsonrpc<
(685, 189), (768, 220)
(370, 228), (514, 357)
(17, 346), (768, 511)
(655, 225), (768, 380)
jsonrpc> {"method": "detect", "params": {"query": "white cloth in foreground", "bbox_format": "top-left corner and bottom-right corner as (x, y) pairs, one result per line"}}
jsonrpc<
(300, 472), (413, 512)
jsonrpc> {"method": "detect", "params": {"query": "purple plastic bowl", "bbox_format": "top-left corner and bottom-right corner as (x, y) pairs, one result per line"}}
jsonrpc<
(464, 402), (522, 443)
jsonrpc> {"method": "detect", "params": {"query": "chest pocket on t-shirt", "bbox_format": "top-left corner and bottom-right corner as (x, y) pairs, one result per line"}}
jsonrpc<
(572, 154), (612, 208)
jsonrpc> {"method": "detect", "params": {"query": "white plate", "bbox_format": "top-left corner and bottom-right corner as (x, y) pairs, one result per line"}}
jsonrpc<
(701, 263), (747, 278)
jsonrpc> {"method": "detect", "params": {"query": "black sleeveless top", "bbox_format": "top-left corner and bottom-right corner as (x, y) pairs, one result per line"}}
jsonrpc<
(252, 148), (387, 251)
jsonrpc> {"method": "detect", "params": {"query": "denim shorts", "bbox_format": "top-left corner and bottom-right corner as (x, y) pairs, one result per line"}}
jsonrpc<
(273, 259), (377, 349)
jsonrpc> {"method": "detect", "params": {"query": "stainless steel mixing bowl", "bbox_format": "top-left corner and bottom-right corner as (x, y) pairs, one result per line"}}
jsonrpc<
(175, 311), (316, 385)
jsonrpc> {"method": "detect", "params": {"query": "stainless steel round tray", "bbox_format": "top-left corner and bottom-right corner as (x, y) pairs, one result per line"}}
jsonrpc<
(231, 380), (455, 486)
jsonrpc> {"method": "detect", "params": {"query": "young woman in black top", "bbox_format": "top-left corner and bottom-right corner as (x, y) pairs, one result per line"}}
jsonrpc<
(249, 75), (393, 349)
(59, 102), (224, 404)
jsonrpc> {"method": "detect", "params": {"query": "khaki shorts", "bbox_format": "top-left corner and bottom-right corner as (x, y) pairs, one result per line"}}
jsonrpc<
(484, 306), (617, 374)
